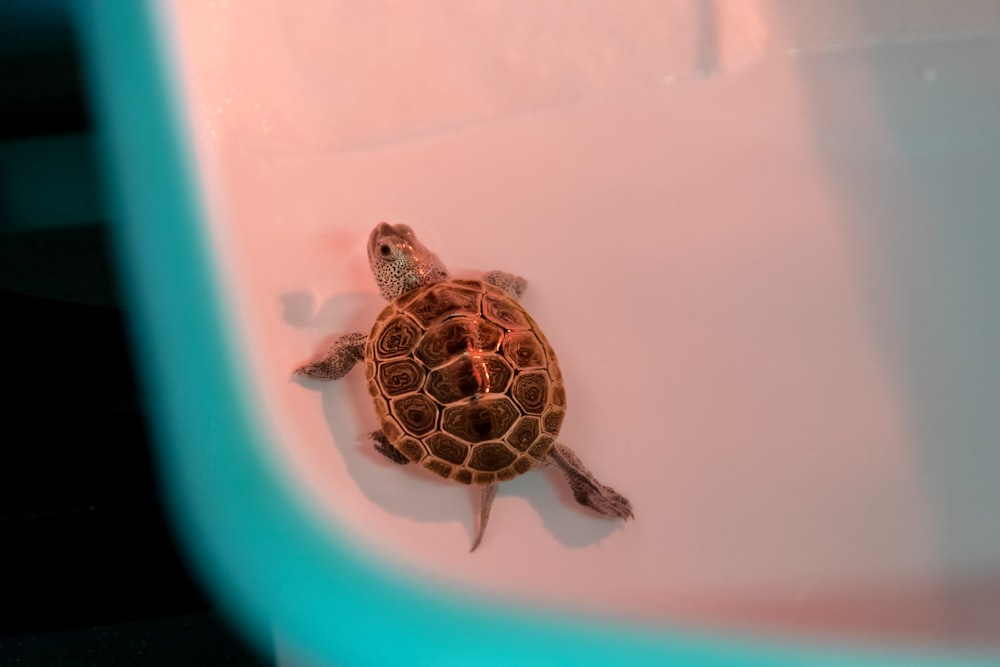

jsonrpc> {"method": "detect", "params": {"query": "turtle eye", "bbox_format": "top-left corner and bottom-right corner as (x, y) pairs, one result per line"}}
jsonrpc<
(378, 243), (392, 258)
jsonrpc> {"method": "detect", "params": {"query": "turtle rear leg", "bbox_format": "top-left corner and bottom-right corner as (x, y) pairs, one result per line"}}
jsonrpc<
(470, 482), (499, 552)
(294, 331), (367, 380)
(369, 430), (409, 465)
(484, 271), (527, 300)
(547, 443), (634, 521)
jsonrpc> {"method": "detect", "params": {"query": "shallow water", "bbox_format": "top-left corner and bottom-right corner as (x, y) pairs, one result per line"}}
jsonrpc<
(165, 1), (1000, 647)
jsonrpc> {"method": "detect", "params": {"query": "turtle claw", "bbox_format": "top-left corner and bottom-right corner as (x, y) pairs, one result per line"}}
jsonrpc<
(576, 483), (634, 521)
(370, 430), (409, 465)
(547, 442), (634, 522)
(294, 331), (367, 381)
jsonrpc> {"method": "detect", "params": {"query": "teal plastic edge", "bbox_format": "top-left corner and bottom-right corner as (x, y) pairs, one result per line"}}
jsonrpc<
(72, 3), (999, 666)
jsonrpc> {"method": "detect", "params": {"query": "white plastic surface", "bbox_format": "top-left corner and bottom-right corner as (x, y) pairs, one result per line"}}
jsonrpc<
(164, 0), (1000, 647)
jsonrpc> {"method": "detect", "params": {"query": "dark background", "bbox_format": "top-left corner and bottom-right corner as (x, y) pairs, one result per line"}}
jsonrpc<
(0, 1), (270, 663)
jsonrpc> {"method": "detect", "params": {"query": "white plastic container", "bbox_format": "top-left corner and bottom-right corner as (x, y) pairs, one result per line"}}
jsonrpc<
(79, 2), (1000, 665)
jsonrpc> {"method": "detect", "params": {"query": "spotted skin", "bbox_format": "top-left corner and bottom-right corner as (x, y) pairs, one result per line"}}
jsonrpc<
(294, 223), (633, 550)
(484, 270), (527, 299)
(370, 430), (409, 465)
(294, 331), (366, 380)
(367, 223), (448, 301)
(546, 443), (633, 521)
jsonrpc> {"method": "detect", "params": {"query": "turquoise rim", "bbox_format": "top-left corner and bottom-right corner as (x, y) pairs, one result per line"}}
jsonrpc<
(73, 3), (998, 665)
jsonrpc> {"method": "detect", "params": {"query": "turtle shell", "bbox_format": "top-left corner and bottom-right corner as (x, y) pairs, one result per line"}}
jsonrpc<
(365, 279), (567, 485)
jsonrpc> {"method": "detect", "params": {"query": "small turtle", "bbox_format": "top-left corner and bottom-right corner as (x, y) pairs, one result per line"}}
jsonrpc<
(295, 222), (633, 550)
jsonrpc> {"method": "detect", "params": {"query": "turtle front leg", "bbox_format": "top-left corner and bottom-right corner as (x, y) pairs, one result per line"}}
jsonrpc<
(546, 443), (634, 521)
(294, 331), (367, 380)
(369, 430), (409, 465)
(484, 271), (527, 300)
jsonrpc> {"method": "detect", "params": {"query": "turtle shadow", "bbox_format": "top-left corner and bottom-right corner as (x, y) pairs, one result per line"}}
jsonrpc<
(280, 292), (319, 328)
(497, 459), (627, 549)
(284, 289), (623, 551)
(286, 289), (477, 538)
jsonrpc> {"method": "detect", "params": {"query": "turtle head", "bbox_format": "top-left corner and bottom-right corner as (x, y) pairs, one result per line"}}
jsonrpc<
(368, 222), (449, 301)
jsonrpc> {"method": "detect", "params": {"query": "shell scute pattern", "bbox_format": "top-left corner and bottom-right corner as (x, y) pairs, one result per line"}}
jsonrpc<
(380, 418), (404, 443)
(528, 436), (554, 460)
(424, 355), (514, 404)
(501, 330), (548, 369)
(423, 459), (454, 478)
(390, 394), (439, 436)
(407, 283), (481, 328)
(367, 280), (565, 484)
(397, 438), (424, 462)
(542, 406), (565, 435)
(425, 433), (470, 465)
(377, 359), (425, 396)
(511, 372), (550, 415)
(482, 295), (532, 330)
(468, 442), (517, 472)
(414, 318), (505, 368)
(507, 417), (540, 451)
(552, 383), (567, 408)
(512, 457), (533, 474)
(450, 279), (484, 290)
(374, 315), (422, 360)
(441, 397), (520, 444)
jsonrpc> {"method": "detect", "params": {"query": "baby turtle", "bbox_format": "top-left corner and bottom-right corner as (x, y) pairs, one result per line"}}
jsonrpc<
(295, 222), (633, 550)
